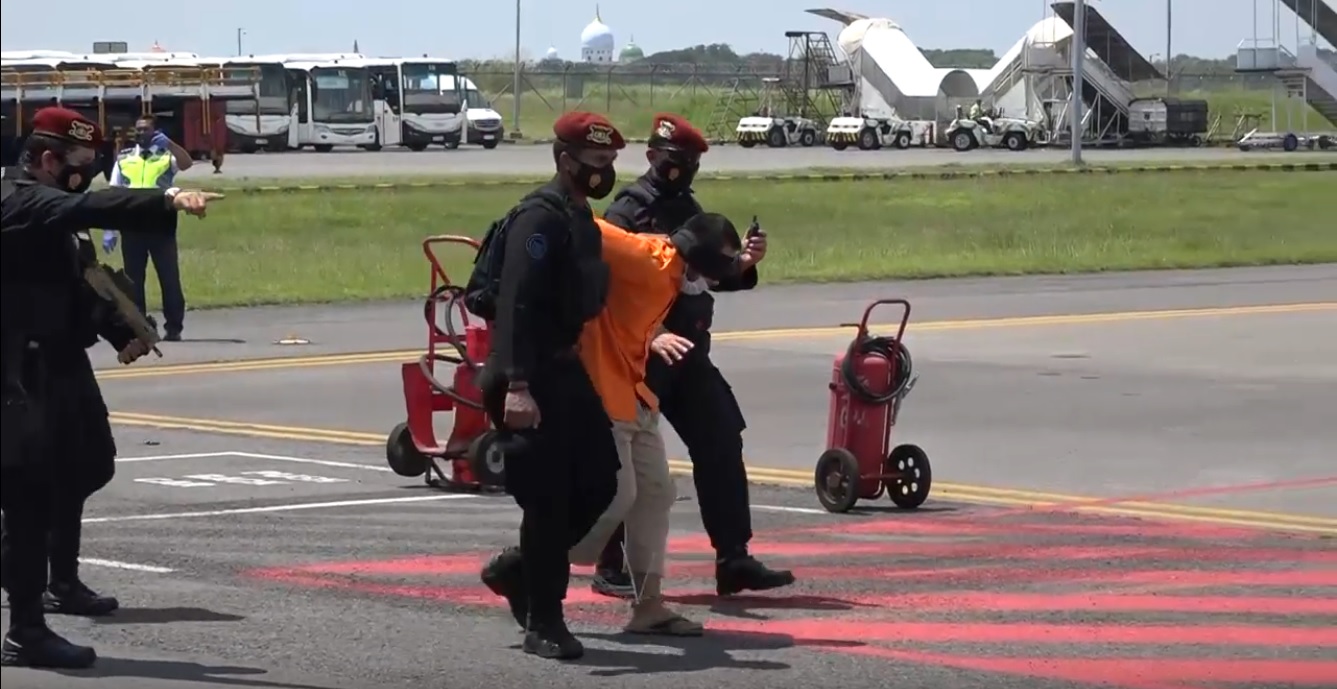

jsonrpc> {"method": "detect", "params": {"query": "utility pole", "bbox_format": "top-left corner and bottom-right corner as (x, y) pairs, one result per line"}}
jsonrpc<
(236, 28), (245, 57)
(512, 0), (522, 136)
(1165, 0), (1173, 95)
(1070, 0), (1085, 164)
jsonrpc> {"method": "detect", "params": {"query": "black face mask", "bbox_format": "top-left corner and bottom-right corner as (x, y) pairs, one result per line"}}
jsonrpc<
(653, 159), (698, 193)
(56, 161), (97, 193)
(570, 161), (617, 200)
(138, 132), (155, 149)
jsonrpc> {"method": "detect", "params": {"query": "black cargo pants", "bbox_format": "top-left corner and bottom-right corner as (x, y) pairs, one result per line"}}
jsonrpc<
(481, 354), (619, 618)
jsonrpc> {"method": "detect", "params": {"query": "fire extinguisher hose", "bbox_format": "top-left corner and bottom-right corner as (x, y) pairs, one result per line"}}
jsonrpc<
(841, 334), (914, 405)
(418, 285), (484, 409)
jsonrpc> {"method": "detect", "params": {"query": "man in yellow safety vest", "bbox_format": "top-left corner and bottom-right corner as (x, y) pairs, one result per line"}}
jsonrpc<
(102, 115), (194, 340)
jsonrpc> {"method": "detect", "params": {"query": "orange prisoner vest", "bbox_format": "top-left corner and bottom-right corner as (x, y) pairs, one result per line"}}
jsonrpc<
(578, 218), (685, 422)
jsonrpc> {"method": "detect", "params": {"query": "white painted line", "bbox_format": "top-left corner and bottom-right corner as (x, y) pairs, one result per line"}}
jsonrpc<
(83, 494), (477, 524)
(116, 451), (237, 463)
(228, 451), (393, 472)
(117, 450), (392, 472)
(752, 504), (830, 515)
(80, 557), (174, 574)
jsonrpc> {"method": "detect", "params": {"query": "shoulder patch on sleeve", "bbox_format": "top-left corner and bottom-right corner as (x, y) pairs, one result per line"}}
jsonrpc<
(525, 233), (548, 260)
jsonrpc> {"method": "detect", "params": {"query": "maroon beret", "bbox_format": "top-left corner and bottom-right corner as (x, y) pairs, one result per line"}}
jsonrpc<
(30, 107), (103, 147)
(649, 113), (708, 154)
(553, 111), (625, 150)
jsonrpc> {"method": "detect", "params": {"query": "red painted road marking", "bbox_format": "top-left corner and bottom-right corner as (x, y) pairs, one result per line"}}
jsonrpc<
(705, 619), (1336, 647)
(259, 555), (1337, 590)
(841, 592), (1337, 615)
(847, 648), (1337, 688)
(243, 504), (1335, 689)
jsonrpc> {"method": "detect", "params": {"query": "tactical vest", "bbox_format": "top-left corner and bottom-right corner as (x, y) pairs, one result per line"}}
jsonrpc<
(613, 179), (702, 236)
(117, 149), (174, 189)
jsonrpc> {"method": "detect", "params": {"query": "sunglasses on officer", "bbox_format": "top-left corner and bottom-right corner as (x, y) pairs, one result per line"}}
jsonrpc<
(647, 147), (699, 168)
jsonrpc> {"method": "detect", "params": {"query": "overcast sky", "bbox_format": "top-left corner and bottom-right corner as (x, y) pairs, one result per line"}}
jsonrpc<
(1, 0), (1329, 61)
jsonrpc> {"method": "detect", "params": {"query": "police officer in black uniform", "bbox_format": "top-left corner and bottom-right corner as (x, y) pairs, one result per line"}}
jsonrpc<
(472, 112), (624, 661)
(34, 231), (143, 621)
(598, 113), (795, 598)
(2, 107), (222, 669)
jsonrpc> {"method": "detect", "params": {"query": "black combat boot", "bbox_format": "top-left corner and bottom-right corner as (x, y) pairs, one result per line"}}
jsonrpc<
(1, 604), (97, 669)
(591, 568), (634, 599)
(480, 547), (526, 629)
(522, 611), (583, 660)
(591, 527), (634, 598)
(715, 550), (796, 596)
(44, 579), (119, 616)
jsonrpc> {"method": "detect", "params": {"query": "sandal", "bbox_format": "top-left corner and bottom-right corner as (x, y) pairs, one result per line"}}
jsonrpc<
(624, 613), (705, 637)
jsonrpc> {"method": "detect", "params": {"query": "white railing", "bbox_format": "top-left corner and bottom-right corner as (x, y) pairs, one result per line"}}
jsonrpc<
(986, 58), (1023, 100)
(1235, 39), (1300, 70)
(1297, 41), (1337, 117)
(1081, 51), (1135, 113)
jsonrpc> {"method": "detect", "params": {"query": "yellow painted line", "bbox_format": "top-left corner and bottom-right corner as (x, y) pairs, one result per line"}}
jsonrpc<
(716, 464), (1337, 529)
(107, 412), (1336, 535)
(97, 302), (1337, 380)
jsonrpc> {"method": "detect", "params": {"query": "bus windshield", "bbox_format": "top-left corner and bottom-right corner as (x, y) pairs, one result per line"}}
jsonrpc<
(400, 62), (461, 114)
(310, 66), (371, 122)
(225, 63), (289, 116)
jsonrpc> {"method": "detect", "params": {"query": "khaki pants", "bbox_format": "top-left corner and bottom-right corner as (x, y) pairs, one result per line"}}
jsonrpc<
(570, 404), (676, 576)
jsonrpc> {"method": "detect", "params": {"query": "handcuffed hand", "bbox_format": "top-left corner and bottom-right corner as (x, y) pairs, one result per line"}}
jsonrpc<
(172, 190), (225, 218)
(650, 333), (694, 364)
(502, 389), (540, 429)
(117, 339), (152, 365)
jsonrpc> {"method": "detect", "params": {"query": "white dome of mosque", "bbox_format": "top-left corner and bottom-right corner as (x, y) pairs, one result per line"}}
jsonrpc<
(580, 7), (614, 51)
(545, 46), (560, 60)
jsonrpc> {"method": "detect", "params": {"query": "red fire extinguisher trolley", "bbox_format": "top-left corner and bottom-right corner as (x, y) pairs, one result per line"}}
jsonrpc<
(385, 235), (505, 492)
(815, 298), (931, 513)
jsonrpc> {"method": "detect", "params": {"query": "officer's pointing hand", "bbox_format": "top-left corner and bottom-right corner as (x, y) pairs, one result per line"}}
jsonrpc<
(503, 388), (541, 429)
(172, 190), (225, 218)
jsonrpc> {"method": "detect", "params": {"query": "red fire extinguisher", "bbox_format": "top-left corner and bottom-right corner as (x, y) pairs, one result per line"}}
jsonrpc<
(815, 298), (931, 513)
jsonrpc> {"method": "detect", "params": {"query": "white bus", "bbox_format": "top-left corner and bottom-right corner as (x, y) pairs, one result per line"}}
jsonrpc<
(282, 58), (376, 151)
(189, 57), (293, 153)
(363, 57), (463, 150)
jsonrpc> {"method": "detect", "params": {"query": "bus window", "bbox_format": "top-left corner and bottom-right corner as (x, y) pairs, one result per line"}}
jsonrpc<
(401, 63), (461, 115)
(310, 67), (371, 122)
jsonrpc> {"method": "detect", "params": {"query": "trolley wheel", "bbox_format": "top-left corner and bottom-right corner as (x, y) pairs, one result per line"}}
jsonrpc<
(467, 431), (506, 488)
(884, 444), (932, 509)
(386, 422), (428, 478)
(814, 448), (862, 513)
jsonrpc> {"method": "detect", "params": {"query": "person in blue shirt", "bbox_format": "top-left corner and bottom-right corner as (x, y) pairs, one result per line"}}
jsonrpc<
(102, 115), (194, 340)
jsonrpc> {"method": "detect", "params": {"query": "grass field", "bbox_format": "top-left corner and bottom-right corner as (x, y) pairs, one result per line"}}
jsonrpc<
(105, 169), (1334, 309)
(474, 82), (1331, 142)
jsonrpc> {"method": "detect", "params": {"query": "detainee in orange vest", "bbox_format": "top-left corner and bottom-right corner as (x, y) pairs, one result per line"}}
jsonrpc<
(570, 212), (752, 636)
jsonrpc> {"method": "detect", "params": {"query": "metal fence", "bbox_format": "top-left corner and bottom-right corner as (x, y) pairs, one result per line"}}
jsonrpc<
(464, 64), (777, 127)
(462, 63), (1290, 132)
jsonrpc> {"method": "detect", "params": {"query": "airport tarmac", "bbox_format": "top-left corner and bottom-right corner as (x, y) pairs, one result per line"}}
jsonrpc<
(2, 433), (1334, 689)
(4, 265), (1335, 689)
(196, 145), (1337, 179)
